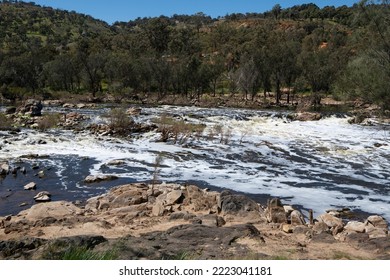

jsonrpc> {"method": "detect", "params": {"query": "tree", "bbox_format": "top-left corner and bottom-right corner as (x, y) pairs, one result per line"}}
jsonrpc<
(234, 56), (260, 100)
(271, 4), (282, 20)
(144, 17), (171, 55)
(335, 0), (390, 110)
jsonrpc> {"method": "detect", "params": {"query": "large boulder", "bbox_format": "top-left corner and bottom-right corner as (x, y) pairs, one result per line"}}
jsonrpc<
(23, 201), (82, 221)
(294, 112), (322, 122)
(366, 215), (388, 230)
(16, 99), (43, 117)
(219, 190), (260, 215)
(290, 210), (306, 226)
(344, 221), (366, 233)
(317, 213), (344, 229)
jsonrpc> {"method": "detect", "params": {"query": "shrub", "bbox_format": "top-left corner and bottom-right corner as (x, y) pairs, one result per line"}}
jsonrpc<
(107, 107), (134, 135)
(154, 115), (206, 144)
(0, 113), (13, 130)
(36, 113), (61, 131)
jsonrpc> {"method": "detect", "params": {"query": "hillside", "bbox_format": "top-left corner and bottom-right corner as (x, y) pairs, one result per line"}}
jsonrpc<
(0, 1), (389, 111)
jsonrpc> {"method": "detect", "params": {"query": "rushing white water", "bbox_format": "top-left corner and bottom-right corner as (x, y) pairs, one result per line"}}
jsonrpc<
(1, 105), (389, 220)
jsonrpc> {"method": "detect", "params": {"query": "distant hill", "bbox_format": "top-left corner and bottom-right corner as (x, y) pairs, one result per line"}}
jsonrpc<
(0, 1), (388, 111)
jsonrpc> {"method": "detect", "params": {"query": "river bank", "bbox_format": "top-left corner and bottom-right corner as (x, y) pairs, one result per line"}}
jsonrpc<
(0, 182), (389, 260)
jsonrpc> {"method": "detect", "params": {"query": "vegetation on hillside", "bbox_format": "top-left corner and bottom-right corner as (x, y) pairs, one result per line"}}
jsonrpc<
(0, 0), (389, 111)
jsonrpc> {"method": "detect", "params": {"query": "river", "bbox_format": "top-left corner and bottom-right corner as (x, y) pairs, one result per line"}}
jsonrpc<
(1, 105), (389, 221)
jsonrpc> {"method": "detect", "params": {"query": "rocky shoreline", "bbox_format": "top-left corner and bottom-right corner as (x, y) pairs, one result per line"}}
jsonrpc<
(0, 183), (389, 260)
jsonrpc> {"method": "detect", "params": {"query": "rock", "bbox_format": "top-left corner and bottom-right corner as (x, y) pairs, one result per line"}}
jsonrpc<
(152, 202), (165, 217)
(281, 223), (294, 233)
(33, 191), (51, 202)
(24, 201), (81, 220)
(344, 232), (370, 245)
(37, 170), (45, 178)
(310, 232), (336, 244)
(106, 160), (125, 166)
(185, 185), (218, 212)
(16, 99), (43, 117)
(165, 190), (183, 206)
(110, 190), (147, 208)
(0, 162), (9, 175)
(366, 215), (388, 230)
(266, 198), (287, 223)
(84, 174), (118, 183)
(200, 214), (225, 227)
(0, 238), (46, 259)
(317, 213), (344, 229)
(5, 106), (16, 115)
(294, 112), (322, 122)
(23, 182), (37, 190)
(283, 205), (295, 215)
(312, 221), (330, 234)
(365, 225), (388, 239)
(126, 107), (142, 116)
(344, 221), (366, 233)
(219, 190), (260, 215)
(100, 224), (264, 260)
(290, 210), (306, 226)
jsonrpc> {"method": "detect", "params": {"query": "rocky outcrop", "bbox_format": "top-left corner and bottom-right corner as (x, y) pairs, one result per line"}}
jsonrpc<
(16, 99), (43, 117)
(0, 183), (389, 260)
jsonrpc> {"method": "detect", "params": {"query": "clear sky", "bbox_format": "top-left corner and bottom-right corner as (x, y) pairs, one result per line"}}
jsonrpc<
(30, 0), (359, 24)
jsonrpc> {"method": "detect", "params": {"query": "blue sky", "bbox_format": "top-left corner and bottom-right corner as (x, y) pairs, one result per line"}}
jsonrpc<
(31, 0), (359, 24)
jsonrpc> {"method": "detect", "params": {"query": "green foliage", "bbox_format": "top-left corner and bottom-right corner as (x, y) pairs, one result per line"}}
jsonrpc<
(0, 1), (389, 109)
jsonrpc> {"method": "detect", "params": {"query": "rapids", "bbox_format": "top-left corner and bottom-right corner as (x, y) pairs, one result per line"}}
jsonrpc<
(1, 105), (389, 221)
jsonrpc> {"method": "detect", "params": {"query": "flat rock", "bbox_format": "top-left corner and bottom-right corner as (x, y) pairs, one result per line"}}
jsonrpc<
(344, 221), (366, 233)
(84, 174), (118, 183)
(24, 182), (37, 190)
(23, 201), (81, 220)
(107, 224), (264, 260)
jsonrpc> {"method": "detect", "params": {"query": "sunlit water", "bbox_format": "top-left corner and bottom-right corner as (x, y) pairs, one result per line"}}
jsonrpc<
(1, 105), (389, 221)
